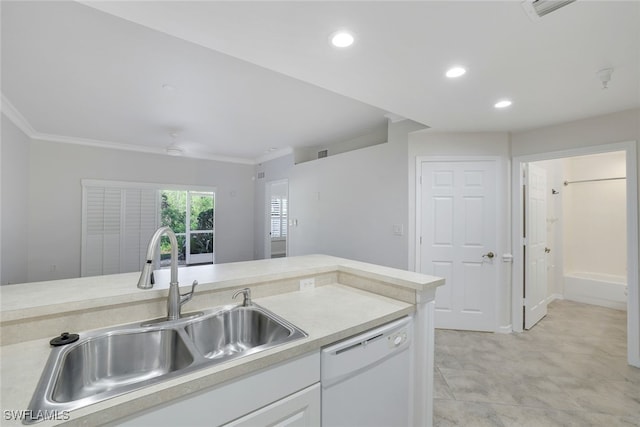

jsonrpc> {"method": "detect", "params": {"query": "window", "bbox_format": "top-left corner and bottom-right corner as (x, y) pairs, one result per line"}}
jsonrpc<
(270, 196), (288, 239)
(81, 180), (215, 277)
(160, 190), (215, 266)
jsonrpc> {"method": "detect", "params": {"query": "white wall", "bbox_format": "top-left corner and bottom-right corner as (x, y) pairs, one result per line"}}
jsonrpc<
(3, 136), (255, 283)
(563, 151), (627, 278)
(511, 109), (640, 156)
(407, 131), (512, 330)
(293, 124), (388, 164)
(287, 119), (425, 269)
(1, 115), (30, 284)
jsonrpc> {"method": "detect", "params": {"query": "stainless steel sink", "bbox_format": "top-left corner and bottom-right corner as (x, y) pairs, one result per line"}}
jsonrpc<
(185, 305), (306, 361)
(52, 329), (194, 403)
(25, 304), (306, 424)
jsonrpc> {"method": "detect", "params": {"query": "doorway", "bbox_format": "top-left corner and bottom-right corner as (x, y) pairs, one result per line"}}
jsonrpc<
(265, 179), (288, 259)
(512, 141), (639, 367)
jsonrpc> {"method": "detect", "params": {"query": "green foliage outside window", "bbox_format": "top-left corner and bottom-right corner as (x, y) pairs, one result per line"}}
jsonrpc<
(160, 191), (214, 261)
(161, 191), (187, 233)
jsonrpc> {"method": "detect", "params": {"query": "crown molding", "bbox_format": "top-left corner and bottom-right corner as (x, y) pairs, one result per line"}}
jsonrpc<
(1, 93), (255, 165)
(1, 93), (38, 136)
(180, 149), (255, 165)
(30, 132), (255, 165)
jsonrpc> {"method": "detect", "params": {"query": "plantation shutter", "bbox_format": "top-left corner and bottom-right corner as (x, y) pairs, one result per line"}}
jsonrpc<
(82, 186), (121, 277)
(81, 182), (158, 277)
(270, 197), (282, 238)
(281, 198), (288, 238)
(122, 189), (159, 272)
(269, 196), (288, 239)
(83, 186), (109, 277)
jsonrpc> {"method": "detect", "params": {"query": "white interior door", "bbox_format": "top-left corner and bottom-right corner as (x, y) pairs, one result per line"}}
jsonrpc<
(419, 160), (498, 332)
(524, 164), (548, 329)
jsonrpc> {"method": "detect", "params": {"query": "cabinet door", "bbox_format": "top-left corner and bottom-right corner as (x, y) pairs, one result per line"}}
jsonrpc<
(225, 384), (320, 427)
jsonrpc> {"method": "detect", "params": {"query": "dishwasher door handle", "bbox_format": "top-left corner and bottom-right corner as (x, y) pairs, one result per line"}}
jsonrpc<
(334, 333), (383, 355)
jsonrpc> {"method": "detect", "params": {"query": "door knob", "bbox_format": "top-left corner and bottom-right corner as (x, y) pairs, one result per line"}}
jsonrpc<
(545, 247), (551, 253)
(482, 251), (495, 259)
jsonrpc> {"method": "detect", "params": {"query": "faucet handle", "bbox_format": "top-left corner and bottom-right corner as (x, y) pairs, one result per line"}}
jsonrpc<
(180, 280), (198, 305)
(232, 288), (252, 307)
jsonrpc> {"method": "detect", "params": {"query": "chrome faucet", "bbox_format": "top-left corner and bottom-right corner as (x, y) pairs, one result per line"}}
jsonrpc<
(232, 288), (252, 307)
(138, 226), (198, 320)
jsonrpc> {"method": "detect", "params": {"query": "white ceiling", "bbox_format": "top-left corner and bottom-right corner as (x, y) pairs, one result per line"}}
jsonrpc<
(3, 1), (639, 163)
(1, 1), (390, 163)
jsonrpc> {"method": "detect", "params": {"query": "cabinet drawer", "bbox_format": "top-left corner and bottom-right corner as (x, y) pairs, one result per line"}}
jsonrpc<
(224, 384), (320, 427)
(115, 351), (319, 426)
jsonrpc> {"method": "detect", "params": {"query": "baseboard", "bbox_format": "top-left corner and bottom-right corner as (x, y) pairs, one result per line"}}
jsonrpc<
(547, 293), (563, 304)
(496, 324), (512, 334)
(564, 295), (627, 311)
(564, 275), (627, 311)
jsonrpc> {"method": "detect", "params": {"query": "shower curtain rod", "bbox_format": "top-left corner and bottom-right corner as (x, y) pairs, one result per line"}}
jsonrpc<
(563, 176), (626, 186)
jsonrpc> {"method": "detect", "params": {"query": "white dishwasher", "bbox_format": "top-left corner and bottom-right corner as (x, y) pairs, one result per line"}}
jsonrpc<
(321, 316), (412, 427)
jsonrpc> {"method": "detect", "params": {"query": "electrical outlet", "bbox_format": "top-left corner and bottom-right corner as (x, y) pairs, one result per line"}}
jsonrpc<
(299, 278), (315, 291)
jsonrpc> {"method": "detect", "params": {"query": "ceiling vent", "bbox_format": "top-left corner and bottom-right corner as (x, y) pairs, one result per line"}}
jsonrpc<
(522, 0), (576, 20)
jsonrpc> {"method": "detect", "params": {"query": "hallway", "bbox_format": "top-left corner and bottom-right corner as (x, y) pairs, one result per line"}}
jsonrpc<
(434, 300), (640, 426)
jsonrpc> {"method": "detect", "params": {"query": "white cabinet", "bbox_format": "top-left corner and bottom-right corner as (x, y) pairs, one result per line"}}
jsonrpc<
(224, 384), (320, 427)
(115, 352), (319, 427)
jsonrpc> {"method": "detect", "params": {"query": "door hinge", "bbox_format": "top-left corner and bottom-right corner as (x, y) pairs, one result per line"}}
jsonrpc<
(522, 298), (526, 307)
(419, 176), (423, 185)
(419, 236), (423, 244)
(522, 237), (527, 246)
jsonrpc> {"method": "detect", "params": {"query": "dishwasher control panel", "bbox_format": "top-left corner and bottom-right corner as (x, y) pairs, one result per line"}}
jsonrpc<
(388, 329), (408, 348)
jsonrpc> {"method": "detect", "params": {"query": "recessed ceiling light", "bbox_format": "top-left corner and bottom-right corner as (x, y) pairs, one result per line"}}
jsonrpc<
(330, 31), (355, 48)
(446, 67), (466, 78)
(494, 99), (513, 109)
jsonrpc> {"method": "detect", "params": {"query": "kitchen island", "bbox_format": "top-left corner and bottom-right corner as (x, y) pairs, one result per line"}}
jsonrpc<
(0, 255), (444, 426)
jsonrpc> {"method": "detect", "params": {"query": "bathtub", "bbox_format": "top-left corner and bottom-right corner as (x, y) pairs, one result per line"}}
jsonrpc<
(563, 272), (627, 310)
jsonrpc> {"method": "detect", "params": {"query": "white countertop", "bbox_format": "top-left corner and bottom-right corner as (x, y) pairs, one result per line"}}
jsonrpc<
(0, 255), (444, 426)
(1, 255), (443, 322)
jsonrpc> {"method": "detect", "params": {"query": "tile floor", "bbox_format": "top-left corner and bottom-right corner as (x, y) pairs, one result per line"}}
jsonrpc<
(433, 299), (640, 426)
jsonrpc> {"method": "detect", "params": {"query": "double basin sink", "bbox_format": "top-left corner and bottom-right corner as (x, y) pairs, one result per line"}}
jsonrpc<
(25, 304), (307, 424)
